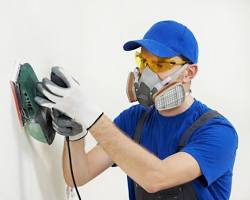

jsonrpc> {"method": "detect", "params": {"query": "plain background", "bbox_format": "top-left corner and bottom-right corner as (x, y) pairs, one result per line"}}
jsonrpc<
(0, 0), (249, 199)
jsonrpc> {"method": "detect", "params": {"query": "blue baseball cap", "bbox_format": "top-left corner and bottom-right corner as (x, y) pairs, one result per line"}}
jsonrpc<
(123, 20), (198, 64)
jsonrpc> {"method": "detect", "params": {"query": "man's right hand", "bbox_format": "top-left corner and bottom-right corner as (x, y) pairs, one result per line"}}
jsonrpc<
(34, 66), (88, 141)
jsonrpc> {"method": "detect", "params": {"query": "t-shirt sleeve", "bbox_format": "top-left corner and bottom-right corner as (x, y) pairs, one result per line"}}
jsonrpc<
(181, 118), (238, 186)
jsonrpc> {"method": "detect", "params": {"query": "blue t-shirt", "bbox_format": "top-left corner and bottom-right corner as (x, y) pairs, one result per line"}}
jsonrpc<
(113, 99), (238, 200)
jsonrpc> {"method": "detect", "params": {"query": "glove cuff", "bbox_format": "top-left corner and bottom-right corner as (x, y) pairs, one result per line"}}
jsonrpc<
(69, 130), (88, 141)
(86, 112), (104, 131)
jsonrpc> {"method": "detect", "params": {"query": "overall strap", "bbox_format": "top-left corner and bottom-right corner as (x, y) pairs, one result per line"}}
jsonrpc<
(133, 109), (150, 200)
(177, 110), (222, 151)
(133, 110), (150, 143)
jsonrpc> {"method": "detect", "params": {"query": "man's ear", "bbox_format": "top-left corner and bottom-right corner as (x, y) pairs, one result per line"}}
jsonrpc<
(183, 64), (198, 83)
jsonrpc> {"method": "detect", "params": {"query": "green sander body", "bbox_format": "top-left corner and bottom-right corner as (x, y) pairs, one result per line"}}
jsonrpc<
(10, 63), (55, 144)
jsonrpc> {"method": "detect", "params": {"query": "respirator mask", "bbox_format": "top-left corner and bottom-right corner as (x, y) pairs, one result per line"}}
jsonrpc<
(126, 52), (190, 111)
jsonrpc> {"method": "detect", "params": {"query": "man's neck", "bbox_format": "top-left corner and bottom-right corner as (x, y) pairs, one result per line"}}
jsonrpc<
(158, 95), (194, 117)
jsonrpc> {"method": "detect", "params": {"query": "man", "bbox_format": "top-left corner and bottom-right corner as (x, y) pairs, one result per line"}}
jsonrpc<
(35, 20), (238, 200)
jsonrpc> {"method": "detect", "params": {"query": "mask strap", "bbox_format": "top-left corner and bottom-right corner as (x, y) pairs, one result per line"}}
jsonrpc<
(133, 67), (140, 83)
(185, 89), (191, 96)
(154, 64), (190, 90)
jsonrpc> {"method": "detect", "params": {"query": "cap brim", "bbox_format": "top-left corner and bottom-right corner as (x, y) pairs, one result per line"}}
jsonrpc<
(123, 39), (178, 58)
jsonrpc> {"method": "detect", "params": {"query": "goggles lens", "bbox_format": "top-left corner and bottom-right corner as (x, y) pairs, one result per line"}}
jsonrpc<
(135, 52), (187, 73)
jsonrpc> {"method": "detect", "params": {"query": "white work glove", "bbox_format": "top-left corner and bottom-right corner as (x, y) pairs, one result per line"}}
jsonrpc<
(35, 66), (103, 140)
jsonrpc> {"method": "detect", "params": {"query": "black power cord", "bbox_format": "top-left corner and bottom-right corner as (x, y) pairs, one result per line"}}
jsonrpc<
(66, 136), (82, 200)
(50, 70), (82, 199)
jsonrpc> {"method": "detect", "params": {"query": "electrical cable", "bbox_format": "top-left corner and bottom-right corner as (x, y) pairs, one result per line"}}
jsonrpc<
(66, 136), (82, 200)
(50, 69), (82, 199)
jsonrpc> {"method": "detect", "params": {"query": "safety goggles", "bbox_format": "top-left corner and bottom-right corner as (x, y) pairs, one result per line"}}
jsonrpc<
(135, 51), (187, 73)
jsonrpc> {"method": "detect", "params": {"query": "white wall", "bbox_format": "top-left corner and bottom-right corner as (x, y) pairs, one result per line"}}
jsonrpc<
(0, 0), (249, 199)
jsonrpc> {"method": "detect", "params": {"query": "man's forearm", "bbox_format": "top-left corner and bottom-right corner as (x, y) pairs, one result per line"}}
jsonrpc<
(89, 114), (163, 192)
(63, 138), (89, 186)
